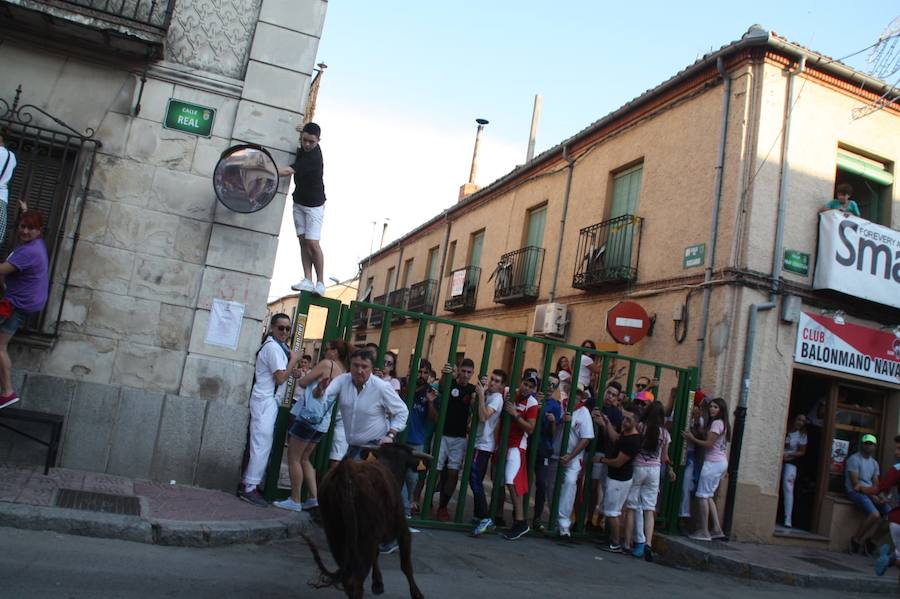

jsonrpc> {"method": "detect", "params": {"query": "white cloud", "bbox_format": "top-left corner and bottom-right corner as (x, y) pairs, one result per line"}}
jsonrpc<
(269, 100), (525, 300)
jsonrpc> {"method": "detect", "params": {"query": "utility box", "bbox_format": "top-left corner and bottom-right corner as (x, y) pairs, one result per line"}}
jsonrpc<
(533, 303), (568, 337)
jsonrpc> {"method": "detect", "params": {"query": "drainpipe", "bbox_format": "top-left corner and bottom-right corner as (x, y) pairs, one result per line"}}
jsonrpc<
(722, 55), (805, 538)
(548, 144), (575, 303)
(694, 57), (731, 382)
(426, 210), (453, 358)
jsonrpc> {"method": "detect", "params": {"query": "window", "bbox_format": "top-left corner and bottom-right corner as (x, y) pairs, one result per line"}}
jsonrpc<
(362, 276), (374, 301)
(445, 240), (456, 275)
(401, 258), (414, 288)
(426, 246), (440, 281)
(608, 163), (643, 268)
(469, 230), (485, 267)
(525, 204), (546, 248)
(835, 148), (893, 225)
(385, 267), (396, 293)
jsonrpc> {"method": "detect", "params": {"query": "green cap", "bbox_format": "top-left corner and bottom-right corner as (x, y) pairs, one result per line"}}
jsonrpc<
(861, 433), (877, 445)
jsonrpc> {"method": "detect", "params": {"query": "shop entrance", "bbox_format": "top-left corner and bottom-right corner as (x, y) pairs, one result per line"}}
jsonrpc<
(780, 370), (888, 534)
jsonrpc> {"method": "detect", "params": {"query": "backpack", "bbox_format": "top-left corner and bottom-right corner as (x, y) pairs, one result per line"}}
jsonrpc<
(290, 361), (336, 430)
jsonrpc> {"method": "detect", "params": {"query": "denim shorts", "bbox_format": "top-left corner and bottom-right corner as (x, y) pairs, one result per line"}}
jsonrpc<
(0, 307), (30, 336)
(847, 490), (891, 517)
(288, 418), (324, 443)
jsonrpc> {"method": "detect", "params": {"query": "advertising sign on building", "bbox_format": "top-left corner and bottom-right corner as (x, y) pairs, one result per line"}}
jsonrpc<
(794, 312), (900, 385)
(813, 211), (900, 309)
(450, 269), (466, 297)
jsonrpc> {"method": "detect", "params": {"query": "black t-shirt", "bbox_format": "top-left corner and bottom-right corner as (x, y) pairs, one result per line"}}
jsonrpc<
(597, 405), (623, 454)
(442, 381), (474, 437)
(291, 145), (326, 207)
(607, 433), (641, 481)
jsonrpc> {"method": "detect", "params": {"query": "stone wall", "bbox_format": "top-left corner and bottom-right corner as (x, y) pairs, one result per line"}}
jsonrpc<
(0, 0), (328, 490)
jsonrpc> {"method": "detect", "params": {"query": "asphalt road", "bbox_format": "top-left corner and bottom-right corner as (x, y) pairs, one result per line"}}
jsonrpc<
(0, 526), (887, 598)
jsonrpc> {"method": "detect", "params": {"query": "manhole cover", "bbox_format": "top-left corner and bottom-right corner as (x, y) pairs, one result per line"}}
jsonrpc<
(55, 489), (141, 516)
(793, 556), (858, 573)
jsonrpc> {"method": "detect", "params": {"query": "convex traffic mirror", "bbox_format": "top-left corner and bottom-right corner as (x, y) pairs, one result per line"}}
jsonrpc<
(213, 144), (279, 213)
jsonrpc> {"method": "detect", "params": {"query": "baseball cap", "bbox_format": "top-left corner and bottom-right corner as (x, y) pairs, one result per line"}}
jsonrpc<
(427, 382), (439, 393)
(576, 383), (587, 394)
(523, 373), (540, 386)
(634, 390), (654, 404)
(861, 434), (877, 445)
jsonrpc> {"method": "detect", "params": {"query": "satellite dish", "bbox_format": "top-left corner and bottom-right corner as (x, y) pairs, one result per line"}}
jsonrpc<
(212, 144), (279, 213)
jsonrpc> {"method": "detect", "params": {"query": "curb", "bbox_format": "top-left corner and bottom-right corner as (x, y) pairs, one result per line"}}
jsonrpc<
(0, 501), (313, 547)
(654, 534), (897, 595)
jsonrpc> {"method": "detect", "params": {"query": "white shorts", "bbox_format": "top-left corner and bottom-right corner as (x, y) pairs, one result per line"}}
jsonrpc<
(505, 446), (523, 485)
(437, 436), (467, 470)
(696, 460), (727, 498)
(293, 203), (324, 240)
(602, 477), (632, 517)
(625, 464), (661, 511)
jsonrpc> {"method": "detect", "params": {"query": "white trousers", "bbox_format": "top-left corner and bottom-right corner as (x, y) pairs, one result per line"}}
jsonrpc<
(556, 459), (583, 533)
(782, 462), (797, 526)
(242, 397), (279, 486)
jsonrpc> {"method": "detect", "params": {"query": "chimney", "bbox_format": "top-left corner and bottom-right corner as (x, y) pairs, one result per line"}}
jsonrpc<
(526, 94), (542, 162)
(458, 118), (489, 201)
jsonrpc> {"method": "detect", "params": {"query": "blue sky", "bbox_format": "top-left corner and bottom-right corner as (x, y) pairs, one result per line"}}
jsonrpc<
(269, 2), (898, 296)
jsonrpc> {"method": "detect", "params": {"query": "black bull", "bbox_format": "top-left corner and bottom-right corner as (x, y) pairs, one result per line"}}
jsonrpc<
(300, 443), (431, 599)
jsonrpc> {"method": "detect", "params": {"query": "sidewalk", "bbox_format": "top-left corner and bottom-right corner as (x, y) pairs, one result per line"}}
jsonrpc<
(0, 464), (311, 547)
(654, 533), (898, 594)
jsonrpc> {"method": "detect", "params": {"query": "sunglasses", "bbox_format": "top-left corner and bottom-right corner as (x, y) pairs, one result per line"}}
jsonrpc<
(635, 383), (647, 389)
(275, 325), (291, 332)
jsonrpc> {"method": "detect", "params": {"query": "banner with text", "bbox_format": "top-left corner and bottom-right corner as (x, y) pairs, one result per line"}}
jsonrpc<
(794, 312), (900, 385)
(813, 211), (900, 309)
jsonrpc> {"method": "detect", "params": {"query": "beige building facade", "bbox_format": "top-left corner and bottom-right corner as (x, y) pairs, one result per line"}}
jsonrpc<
(354, 28), (900, 546)
(0, 0), (327, 490)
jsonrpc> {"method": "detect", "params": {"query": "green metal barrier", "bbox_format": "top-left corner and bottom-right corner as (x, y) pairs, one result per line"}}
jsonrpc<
(263, 293), (696, 537)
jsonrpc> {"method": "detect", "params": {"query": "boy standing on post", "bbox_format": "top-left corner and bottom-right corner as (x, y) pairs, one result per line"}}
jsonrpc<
(279, 122), (327, 296)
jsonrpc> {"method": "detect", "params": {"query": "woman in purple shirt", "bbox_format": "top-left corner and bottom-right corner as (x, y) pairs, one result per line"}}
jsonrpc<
(0, 209), (49, 409)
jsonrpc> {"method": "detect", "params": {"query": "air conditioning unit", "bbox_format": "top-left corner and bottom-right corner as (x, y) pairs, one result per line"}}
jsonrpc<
(533, 303), (568, 338)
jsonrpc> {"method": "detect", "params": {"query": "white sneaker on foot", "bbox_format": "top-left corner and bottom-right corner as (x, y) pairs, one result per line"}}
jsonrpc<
(313, 281), (326, 296)
(291, 278), (315, 292)
(273, 498), (303, 512)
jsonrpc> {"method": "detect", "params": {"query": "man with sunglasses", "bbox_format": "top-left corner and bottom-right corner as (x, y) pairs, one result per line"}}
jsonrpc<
(239, 313), (302, 507)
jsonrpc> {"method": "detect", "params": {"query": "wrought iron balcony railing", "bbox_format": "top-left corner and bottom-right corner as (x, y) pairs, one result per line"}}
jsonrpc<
(444, 266), (480, 313)
(572, 214), (643, 290)
(351, 305), (369, 329)
(369, 294), (386, 328)
(56, 0), (174, 30)
(492, 246), (544, 304)
(407, 279), (438, 315)
(387, 288), (408, 322)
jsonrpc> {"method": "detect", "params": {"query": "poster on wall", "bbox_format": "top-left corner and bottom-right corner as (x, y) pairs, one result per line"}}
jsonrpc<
(813, 210), (900, 309)
(794, 311), (900, 385)
(830, 438), (850, 475)
(450, 269), (466, 297)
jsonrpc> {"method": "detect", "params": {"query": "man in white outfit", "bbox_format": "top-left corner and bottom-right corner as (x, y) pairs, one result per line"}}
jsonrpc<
(239, 313), (301, 507)
(323, 348), (409, 456)
(557, 384), (594, 538)
(0, 131), (18, 246)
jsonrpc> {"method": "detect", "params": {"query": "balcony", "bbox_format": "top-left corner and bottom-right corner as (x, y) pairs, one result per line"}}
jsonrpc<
(369, 295), (386, 328)
(407, 279), (438, 315)
(387, 288), (408, 322)
(493, 246), (544, 305)
(1, 0), (175, 58)
(572, 214), (643, 291)
(445, 266), (480, 313)
(351, 305), (369, 330)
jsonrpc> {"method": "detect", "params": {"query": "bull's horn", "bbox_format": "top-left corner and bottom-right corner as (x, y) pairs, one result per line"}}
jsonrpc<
(359, 444), (380, 452)
(411, 451), (433, 462)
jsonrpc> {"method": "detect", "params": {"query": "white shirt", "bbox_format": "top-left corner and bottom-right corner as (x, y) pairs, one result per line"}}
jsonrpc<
(565, 405), (595, 460)
(784, 430), (808, 462)
(325, 372), (409, 446)
(578, 354), (593, 386)
(0, 146), (16, 203)
(474, 391), (504, 452)
(249, 337), (288, 404)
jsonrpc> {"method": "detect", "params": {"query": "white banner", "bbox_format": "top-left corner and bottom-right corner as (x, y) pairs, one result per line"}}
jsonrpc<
(450, 269), (466, 297)
(794, 312), (900, 385)
(813, 211), (900, 309)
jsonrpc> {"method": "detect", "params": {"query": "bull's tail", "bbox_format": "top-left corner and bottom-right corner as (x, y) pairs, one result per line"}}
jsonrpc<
(299, 532), (341, 589)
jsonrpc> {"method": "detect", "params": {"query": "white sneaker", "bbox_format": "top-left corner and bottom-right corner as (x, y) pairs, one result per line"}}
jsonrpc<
(291, 278), (315, 292)
(313, 281), (326, 296)
(273, 498), (303, 512)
